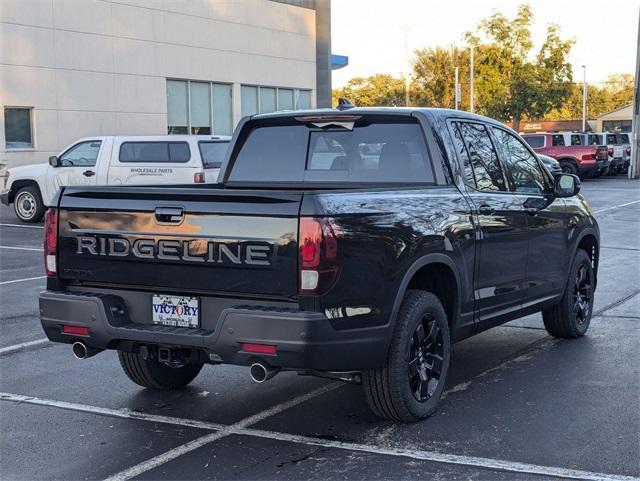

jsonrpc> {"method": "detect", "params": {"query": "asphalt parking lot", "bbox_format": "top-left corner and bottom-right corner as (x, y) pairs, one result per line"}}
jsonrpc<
(1, 177), (639, 481)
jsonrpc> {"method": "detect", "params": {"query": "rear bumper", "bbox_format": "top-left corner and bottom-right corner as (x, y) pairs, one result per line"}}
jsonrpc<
(39, 290), (389, 371)
(0, 190), (10, 206)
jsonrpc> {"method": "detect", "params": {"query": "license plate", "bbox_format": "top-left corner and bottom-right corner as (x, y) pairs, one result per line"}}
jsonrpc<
(152, 295), (199, 328)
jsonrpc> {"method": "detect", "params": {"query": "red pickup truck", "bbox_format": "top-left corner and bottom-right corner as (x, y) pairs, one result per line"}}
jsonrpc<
(522, 133), (609, 177)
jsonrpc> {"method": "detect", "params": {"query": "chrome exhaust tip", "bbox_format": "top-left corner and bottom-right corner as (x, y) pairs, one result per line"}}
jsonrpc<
(250, 362), (280, 383)
(72, 342), (101, 360)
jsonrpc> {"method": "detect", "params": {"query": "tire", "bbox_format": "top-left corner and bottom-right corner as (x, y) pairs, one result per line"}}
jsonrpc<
(542, 249), (595, 338)
(559, 160), (578, 176)
(118, 351), (203, 390)
(363, 290), (451, 423)
(13, 185), (45, 223)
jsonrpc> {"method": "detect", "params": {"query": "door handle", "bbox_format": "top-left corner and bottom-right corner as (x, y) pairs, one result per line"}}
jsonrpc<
(478, 205), (495, 215)
(83, 170), (95, 177)
(155, 207), (184, 223)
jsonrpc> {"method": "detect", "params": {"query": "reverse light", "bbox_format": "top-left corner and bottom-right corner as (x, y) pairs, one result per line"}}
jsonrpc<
(298, 217), (340, 294)
(194, 172), (205, 183)
(241, 343), (276, 355)
(44, 208), (58, 277)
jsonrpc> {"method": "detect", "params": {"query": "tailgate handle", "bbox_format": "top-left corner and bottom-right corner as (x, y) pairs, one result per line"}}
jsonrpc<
(155, 207), (184, 223)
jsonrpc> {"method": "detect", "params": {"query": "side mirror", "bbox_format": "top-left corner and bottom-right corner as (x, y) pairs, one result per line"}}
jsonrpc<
(48, 156), (60, 167)
(554, 173), (580, 198)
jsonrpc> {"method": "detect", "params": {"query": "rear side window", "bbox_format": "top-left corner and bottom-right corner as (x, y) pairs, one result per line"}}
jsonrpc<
(198, 141), (229, 168)
(522, 135), (545, 149)
(620, 134), (630, 143)
(588, 134), (602, 145)
(606, 134), (617, 144)
(228, 119), (434, 184)
(453, 121), (506, 192)
(571, 134), (582, 146)
(119, 142), (190, 163)
(552, 135), (564, 146)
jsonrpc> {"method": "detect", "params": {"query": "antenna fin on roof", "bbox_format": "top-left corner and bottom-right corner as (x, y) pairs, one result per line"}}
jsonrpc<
(336, 98), (355, 111)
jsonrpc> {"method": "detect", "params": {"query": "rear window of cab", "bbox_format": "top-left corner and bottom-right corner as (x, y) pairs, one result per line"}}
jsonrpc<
(227, 117), (435, 184)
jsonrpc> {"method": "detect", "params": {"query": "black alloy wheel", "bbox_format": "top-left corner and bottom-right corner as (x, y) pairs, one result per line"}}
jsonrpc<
(408, 314), (444, 402)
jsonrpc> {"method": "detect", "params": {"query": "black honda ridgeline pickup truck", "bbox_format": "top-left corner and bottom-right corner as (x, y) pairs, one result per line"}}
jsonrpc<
(40, 108), (599, 422)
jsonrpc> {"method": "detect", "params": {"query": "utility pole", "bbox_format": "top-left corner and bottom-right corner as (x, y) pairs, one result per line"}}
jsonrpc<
(630, 10), (640, 179)
(454, 67), (459, 110)
(582, 65), (587, 132)
(469, 46), (475, 113)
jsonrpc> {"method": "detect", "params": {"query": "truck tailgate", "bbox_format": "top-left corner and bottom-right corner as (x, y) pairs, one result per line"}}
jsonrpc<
(56, 186), (301, 297)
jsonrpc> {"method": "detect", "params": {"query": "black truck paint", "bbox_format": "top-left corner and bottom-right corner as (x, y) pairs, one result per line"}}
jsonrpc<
(39, 108), (599, 422)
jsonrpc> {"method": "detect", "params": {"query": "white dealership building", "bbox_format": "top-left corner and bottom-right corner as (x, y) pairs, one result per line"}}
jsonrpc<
(0, 0), (334, 170)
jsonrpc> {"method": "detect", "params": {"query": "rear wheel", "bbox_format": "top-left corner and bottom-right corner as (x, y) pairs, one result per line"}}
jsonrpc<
(118, 351), (203, 390)
(363, 290), (451, 422)
(542, 249), (595, 338)
(14, 185), (45, 223)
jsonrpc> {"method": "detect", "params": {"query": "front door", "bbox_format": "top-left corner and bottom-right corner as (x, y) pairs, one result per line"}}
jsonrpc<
(490, 126), (569, 305)
(47, 140), (102, 198)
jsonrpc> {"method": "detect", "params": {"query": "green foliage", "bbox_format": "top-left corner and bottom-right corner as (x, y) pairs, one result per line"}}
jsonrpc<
(331, 74), (406, 107)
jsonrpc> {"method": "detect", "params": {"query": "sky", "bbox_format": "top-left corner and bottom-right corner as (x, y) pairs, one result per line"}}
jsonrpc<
(330, 0), (639, 88)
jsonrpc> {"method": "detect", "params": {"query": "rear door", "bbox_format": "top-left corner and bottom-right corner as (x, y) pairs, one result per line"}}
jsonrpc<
(57, 187), (301, 298)
(450, 120), (529, 324)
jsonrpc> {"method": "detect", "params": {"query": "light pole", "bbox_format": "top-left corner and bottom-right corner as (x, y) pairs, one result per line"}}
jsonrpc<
(470, 46), (475, 113)
(582, 65), (587, 132)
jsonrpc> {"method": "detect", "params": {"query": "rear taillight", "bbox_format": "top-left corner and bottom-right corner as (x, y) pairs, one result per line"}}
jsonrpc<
(298, 217), (340, 295)
(44, 208), (58, 277)
(194, 172), (205, 183)
(595, 146), (608, 161)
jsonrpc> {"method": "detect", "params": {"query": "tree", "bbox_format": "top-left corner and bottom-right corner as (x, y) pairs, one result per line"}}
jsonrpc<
(465, 4), (574, 131)
(332, 74), (406, 107)
(411, 46), (471, 109)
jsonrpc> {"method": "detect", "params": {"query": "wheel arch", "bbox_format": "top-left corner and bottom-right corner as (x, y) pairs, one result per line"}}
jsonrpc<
(8, 178), (42, 204)
(390, 254), (462, 336)
(574, 230), (599, 284)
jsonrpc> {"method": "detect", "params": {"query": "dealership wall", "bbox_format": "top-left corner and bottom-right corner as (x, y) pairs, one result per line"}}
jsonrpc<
(0, 0), (317, 170)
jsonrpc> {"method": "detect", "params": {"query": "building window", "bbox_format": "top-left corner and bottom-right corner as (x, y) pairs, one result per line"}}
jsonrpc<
(241, 85), (313, 116)
(4, 107), (33, 149)
(602, 120), (632, 133)
(166, 80), (232, 136)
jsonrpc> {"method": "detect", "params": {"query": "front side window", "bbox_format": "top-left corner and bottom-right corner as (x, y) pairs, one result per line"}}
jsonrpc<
(59, 140), (102, 167)
(606, 134), (617, 145)
(620, 134), (630, 143)
(119, 142), (190, 163)
(455, 122), (506, 192)
(198, 141), (229, 169)
(588, 134), (602, 145)
(571, 134), (582, 146)
(4, 107), (33, 149)
(492, 128), (547, 194)
(552, 135), (564, 146)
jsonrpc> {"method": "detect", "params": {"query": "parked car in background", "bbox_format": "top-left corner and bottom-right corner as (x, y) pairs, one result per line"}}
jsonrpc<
(538, 154), (562, 176)
(521, 133), (608, 178)
(1, 135), (231, 222)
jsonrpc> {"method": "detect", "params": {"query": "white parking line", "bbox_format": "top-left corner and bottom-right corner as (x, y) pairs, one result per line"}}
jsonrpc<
(103, 382), (341, 481)
(0, 275), (46, 285)
(594, 199), (640, 214)
(0, 223), (43, 229)
(1, 390), (636, 481)
(0, 245), (43, 252)
(0, 338), (49, 356)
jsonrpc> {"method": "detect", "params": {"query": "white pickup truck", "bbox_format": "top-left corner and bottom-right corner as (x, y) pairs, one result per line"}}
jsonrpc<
(1, 135), (231, 222)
